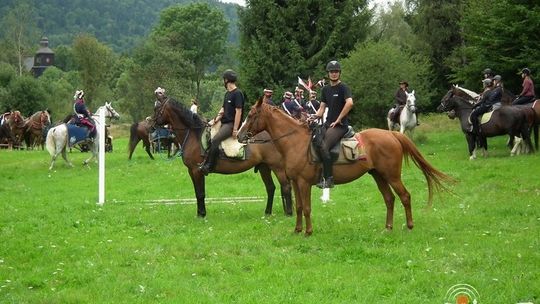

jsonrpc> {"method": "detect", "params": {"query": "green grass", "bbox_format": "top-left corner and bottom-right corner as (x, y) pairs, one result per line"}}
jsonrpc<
(1, 114), (539, 303)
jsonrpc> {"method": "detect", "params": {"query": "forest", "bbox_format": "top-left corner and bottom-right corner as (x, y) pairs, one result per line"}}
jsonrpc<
(0, 0), (539, 128)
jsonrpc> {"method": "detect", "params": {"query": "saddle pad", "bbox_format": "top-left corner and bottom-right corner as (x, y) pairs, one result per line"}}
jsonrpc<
(203, 121), (246, 159)
(310, 134), (366, 164)
(480, 111), (494, 124)
(66, 124), (89, 147)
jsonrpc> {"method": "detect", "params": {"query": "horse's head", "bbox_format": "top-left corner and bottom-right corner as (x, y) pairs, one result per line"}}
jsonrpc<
(238, 97), (267, 142)
(39, 110), (51, 126)
(104, 102), (120, 120)
(406, 90), (417, 113)
(438, 89), (456, 112)
(12, 111), (23, 124)
(152, 98), (203, 131)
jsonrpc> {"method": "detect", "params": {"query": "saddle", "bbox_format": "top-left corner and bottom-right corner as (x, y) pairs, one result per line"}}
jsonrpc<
(310, 125), (366, 164)
(201, 121), (247, 160)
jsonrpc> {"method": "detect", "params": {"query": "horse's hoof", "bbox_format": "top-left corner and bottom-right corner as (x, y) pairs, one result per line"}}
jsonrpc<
(304, 231), (312, 237)
(385, 225), (393, 231)
(294, 227), (302, 234)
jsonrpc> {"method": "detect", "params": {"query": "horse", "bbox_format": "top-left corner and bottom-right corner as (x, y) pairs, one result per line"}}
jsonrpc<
(152, 98), (293, 217)
(128, 118), (155, 160)
(437, 88), (534, 159)
(6, 111), (25, 149)
(46, 102), (120, 170)
(238, 99), (451, 235)
(24, 110), (51, 150)
(387, 90), (417, 138)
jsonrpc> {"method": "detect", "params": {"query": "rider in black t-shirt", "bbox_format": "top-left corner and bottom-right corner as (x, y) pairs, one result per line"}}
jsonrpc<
(199, 69), (244, 175)
(311, 60), (354, 189)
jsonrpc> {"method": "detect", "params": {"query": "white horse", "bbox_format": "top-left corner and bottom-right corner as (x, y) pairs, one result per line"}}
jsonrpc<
(388, 90), (417, 138)
(46, 102), (120, 170)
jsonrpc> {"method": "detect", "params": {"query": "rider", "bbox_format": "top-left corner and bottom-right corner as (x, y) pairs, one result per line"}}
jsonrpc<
(513, 68), (536, 105)
(73, 90), (96, 138)
(304, 90), (320, 115)
(483, 68), (495, 81)
(262, 88), (275, 105)
(281, 91), (303, 118)
(199, 69), (245, 175)
(391, 81), (409, 123)
(312, 60), (354, 189)
(154, 87), (169, 107)
(294, 86), (305, 108)
(470, 78), (500, 134)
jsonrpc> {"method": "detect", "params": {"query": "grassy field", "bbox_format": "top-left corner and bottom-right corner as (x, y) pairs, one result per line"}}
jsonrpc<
(1, 114), (539, 303)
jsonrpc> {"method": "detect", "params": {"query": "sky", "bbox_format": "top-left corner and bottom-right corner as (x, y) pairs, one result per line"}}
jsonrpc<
(220, 0), (397, 10)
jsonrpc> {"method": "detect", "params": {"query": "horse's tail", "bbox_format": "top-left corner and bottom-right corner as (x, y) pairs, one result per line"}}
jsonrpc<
(391, 131), (453, 206)
(45, 127), (56, 156)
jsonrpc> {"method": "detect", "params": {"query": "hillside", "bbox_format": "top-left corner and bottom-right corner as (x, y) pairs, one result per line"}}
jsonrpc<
(0, 0), (240, 53)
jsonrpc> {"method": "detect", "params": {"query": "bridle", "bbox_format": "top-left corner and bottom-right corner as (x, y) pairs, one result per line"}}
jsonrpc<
(241, 105), (297, 143)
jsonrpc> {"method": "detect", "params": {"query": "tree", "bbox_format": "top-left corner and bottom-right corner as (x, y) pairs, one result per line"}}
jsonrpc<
(239, 0), (372, 103)
(37, 67), (78, 121)
(406, 0), (464, 103)
(4, 75), (47, 116)
(152, 3), (228, 101)
(342, 41), (432, 128)
(447, 0), (540, 93)
(72, 34), (116, 107)
(0, 0), (41, 76)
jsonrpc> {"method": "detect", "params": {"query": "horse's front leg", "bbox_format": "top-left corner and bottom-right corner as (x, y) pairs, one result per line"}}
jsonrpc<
(188, 168), (206, 217)
(298, 179), (313, 236)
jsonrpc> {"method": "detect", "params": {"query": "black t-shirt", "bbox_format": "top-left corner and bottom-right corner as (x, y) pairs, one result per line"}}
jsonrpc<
(221, 88), (244, 124)
(321, 82), (352, 127)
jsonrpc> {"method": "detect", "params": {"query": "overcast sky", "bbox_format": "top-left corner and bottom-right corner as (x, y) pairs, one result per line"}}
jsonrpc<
(220, 0), (397, 10)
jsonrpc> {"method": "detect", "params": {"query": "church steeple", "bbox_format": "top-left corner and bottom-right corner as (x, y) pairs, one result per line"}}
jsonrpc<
(31, 37), (55, 77)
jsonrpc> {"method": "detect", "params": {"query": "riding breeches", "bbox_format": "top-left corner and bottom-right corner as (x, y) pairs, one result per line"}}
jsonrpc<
(320, 125), (348, 178)
(206, 122), (233, 167)
(513, 95), (535, 106)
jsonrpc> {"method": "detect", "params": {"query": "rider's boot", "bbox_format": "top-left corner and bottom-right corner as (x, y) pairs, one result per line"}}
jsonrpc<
(316, 158), (335, 189)
(199, 146), (218, 176)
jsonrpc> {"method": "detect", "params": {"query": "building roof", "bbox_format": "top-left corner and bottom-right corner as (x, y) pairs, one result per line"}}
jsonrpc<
(36, 37), (54, 55)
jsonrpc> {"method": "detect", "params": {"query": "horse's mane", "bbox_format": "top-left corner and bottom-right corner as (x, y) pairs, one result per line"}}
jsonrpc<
(167, 98), (206, 130)
(454, 84), (479, 99)
(261, 101), (309, 128)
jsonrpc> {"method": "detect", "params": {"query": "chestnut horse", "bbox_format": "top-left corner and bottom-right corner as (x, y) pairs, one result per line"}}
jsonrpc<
(24, 110), (51, 150)
(152, 98), (293, 217)
(238, 100), (451, 235)
(7, 111), (25, 149)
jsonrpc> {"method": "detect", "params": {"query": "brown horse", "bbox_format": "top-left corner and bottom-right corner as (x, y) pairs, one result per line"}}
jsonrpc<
(152, 98), (293, 217)
(7, 111), (25, 149)
(238, 99), (451, 235)
(24, 110), (51, 150)
(128, 119), (155, 160)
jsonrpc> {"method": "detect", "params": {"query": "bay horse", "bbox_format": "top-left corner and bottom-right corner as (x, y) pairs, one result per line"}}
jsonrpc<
(387, 90), (418, 138)
(152, 98), (293, 217)
(128, 118), (155, 160)
(24, 110), (51, 150)
(46, 102), (120, 170)
(437, 88), (534, 159)
(238, 99), (451, 235)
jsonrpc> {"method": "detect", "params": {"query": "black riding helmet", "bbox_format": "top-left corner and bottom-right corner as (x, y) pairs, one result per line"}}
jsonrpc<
(223, 69), (238, 83)
(326, 60), (341, 72)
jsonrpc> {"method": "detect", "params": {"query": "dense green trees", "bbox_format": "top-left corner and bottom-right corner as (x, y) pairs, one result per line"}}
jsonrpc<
(1, 0), (539, 126)
(238, 0), (371, 103)
(152, 3), (228, 101)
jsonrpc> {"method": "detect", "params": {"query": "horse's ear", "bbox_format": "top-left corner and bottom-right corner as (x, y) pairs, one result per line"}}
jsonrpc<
(106, 101), (111, 106)
(411, 90), (415, 95)
(255, 96), (263, 107)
